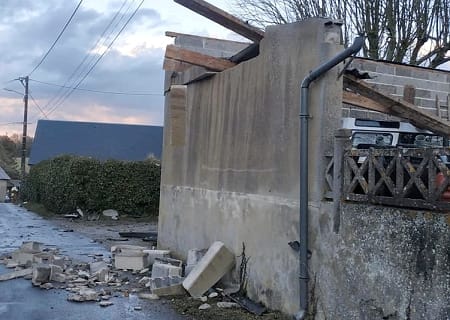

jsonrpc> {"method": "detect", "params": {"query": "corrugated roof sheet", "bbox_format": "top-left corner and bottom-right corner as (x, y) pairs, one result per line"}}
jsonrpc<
(29, 120), (163, 165)
(0, 166), (11, 180)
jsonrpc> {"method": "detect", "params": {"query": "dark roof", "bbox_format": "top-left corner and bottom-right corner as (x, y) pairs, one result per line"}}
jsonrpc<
(29, 120), (163, 165)
(0, 166), (11, 180)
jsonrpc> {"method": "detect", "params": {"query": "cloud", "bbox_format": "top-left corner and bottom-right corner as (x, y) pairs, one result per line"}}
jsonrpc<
(0, 0), (167, 137)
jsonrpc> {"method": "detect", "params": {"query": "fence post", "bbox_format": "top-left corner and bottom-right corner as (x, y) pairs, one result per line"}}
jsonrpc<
(333, 128), (352, 233)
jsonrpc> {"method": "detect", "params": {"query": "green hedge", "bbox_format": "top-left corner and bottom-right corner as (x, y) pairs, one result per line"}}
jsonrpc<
(22, 155), (161, 216)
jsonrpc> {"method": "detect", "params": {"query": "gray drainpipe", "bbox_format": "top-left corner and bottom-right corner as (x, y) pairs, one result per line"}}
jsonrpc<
(296, 36), (364, 320)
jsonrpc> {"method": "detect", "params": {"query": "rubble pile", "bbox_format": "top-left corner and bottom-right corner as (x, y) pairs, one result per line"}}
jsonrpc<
(0, 240), (259, 313)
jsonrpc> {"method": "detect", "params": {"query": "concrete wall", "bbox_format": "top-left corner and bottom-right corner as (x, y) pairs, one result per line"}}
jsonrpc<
(0, 180), (7, 202)
(159, 19), (344, 315)
(170, 33), (249, 58)
(310, 203), (450, 320)
(345, 58), (450, 120)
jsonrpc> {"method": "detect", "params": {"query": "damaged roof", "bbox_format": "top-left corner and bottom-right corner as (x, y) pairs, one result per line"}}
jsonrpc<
(29, 120), (163, 165)
(0, 166), (10, 180)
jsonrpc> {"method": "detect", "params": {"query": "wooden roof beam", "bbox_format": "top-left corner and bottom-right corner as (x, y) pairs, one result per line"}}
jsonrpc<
(173, 0), (265, 42)
(343, 74), (450, 136)
(165, 45), (236, 71)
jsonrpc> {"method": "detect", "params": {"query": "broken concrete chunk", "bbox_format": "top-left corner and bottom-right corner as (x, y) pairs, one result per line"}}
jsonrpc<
(142, 250), (170, 265)
(89, 261), (108, 274)
(208, 292), (219, 298)
(32, 264), (51, 285)
(114, 253), (149, 271)
(217, 302), (239, 309)
(40, 282), (54, 290)
(111, 244), (147, 255)
(20, 241), (43, 253)
(183, 241), (234, 298)
(99, 301), (114, 307)
(154, 257), (182, 268)
(147, 276), (186, 296)
(76, 208), (84, 217)
(198, 303), (211, 310)
(102, 209), (119, 220)
(33, 252), (53, 264)
(200, 296), (208, 302)
(11, 251), (36, 266)
(0, 268), (33, 281)
(138, 293), (159, 300)
(6, 261), (19, 268)
(151, 262), (182, 278)
(68, 288), (99, 302)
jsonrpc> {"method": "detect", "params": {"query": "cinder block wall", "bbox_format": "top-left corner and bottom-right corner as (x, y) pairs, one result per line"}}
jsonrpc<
(345, 58), (450, 120)
(159, 19), (344, 315)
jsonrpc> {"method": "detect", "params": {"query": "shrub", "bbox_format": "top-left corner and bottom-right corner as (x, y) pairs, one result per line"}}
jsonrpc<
(22, 155), (161, 216)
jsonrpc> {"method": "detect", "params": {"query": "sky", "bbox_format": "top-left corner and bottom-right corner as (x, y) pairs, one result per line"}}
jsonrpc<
(0, 0), (246, 137)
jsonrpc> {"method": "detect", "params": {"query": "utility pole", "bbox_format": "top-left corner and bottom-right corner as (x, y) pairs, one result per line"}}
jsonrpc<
(19, 76), (29, 179)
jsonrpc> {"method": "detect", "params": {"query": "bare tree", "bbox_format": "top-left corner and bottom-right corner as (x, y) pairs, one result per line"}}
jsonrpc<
(233, 0), (450, 68)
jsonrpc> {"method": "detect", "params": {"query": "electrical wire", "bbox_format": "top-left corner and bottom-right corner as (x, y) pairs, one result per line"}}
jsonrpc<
(28, 0), (84, 76)
(41, 0), (130, 111)
(29, 92), (49, 119)
(29, 78), (162, 96)
(46, 0), (145, 117)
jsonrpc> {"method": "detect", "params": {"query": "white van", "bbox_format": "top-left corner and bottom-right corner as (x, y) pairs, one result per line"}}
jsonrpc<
(342, 117), (447, 149)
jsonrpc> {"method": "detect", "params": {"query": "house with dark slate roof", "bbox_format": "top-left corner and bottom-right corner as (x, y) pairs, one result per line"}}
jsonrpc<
(0, 166), (11, 202)
(29, 120), (163, 165)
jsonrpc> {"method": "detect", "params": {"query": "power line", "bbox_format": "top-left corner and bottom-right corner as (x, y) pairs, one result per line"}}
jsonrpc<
(42, 0), (130, 111)
(29, 92), (49, 119)
(28, 0), (84, 76)
(29, 78), (162, 96)
(46, 0), (145, 117)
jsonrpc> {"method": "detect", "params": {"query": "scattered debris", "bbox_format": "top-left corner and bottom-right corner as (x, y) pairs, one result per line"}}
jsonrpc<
(0, 239), (266, 317)
(102, 209), (119, 220)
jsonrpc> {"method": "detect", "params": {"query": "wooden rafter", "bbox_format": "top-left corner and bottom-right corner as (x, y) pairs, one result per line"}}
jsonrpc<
(165, 45), (236, 71)
(174, 0), (265, 42)
(343, 74), (450, 137)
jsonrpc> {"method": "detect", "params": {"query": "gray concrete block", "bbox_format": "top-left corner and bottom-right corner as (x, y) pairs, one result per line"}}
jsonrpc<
(151, 262), (182, 278)
(20, 241), (43, 253)
(114, 253), (149, 271)
(32, 264), (51, 285)
(182, 241), (234, 298)
(395, 66), (412, 77)
(142, 249), (170, 265)
(11, 250), (36, 266)
(148, 276), (185, 296)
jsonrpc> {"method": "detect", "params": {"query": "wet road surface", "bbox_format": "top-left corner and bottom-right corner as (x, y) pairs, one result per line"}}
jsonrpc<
(0, 203), (186, 320)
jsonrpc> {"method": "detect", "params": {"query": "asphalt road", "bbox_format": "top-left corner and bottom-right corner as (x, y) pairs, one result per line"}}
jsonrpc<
(0, 203), (185, 320)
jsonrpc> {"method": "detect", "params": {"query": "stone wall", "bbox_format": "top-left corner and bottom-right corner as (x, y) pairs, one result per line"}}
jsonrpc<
(345, 58), (450, 120)
(310, 202), (450, 319)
